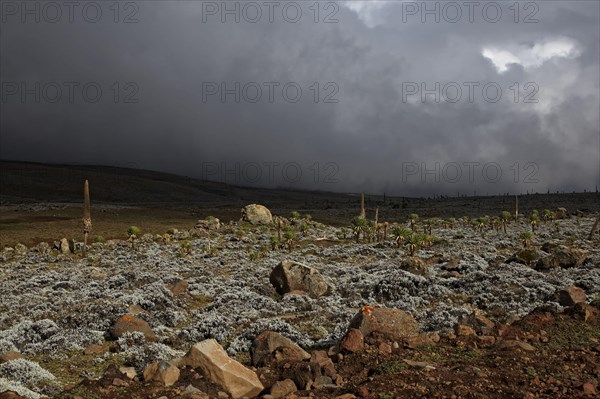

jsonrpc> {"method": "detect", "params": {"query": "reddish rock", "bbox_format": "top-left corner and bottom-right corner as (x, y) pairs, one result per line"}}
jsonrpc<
(583, 381), (597, 396)
(455, 324), (476, 337)
(311, 351), (336, 377)
(112, 315), (157, 342)
(378, 341), (392, 355)
(357, 386), (369, 398)
(340, 328), (364, 353)
(270, 379), (297, 399)
(348, 306), (419, 341)
(0, 351), (22, 363)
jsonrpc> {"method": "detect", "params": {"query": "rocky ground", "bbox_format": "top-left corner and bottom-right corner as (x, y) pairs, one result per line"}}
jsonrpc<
(0, 204), (599, 399)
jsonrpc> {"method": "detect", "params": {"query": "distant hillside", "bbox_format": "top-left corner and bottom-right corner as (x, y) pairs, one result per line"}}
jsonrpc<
(0, 161), (350, 207)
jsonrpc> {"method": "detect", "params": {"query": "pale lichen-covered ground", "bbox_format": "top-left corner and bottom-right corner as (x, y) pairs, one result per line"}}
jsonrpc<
(0, 213), (599, 398)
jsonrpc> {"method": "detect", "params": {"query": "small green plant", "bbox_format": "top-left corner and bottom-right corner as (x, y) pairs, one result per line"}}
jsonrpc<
(299, 222), (309, 236)
(127, 226), (141, 249)
(270, 235), (281, 250)
(423, 218), (435, 235)
(93, 235), (105, 243)
(409, 213), (419, 231)
(303, 214), (312, 221)
(180, 240), (192, 255)
(542, 209), (555, 223)
(290, 211), (301, 220)
(283, 226), (296, 250)
(405, 232), (425, 256)
(530, 211), (540, 232)
(392, 226), (411, 248)
(351, 215), (369, 243)
(501, 211), (511, 234)
(491, 216), (501, 233)
(520, 231), (534, 248)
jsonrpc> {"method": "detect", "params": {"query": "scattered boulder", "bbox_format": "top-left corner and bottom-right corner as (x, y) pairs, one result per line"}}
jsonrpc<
(339, 328), (364, 353)
(310, 351), (336, 378)
(119, 366), (137, 380)
(0, 351), (22, 363)
(348, 306), (419, 341)
(60, 238), (71, 254)
(250, 331), (310, 367)
(508, 249), (543, 266)
(143, 361), (180, 386)
(455, 324), (476, 337)
(184, 339), (264, 398)
(196, 217), (221, 230)
(557, 286), (586, 306)
(241, 204), (273, 225)
(270, 260), (330, 298)
(536, 246), (588, 270)
(399, 257), (429, 276)
(112, 315), (157, 342)
(270, 379), (297, 399)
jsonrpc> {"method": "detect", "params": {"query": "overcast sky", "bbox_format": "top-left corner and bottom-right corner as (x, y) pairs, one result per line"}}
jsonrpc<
(1, 0), (599, 196)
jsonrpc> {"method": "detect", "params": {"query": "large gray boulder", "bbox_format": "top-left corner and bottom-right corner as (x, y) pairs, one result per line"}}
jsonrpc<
(269, 260), (330, 298)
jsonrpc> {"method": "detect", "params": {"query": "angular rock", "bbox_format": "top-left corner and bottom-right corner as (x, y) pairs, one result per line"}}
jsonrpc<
(404, 332), (438, 349)
(557, 286), (586, 306)
(497, 339), (535, 352)
(195, 217), (221, 230)
(310, 351), (336, 378)
(339, 328), (364, 353)
(270, 379), (297, 399)
(184, 339), (264, 398)
(348, 306), (419, 341)
(455, 324), (476, 337)
(270, 260), (330, 298)
(400, 257), (429, 276)
(241, 204), (273, 225)
(143, 361), (180, 387)
(536, 246), (588, 270)
(119, 366), (137, 380)
(250, 331), (310, 367)
(60, 238), (71, 254)
(508, 249), (543, 266)
(112, 315), (157, 342)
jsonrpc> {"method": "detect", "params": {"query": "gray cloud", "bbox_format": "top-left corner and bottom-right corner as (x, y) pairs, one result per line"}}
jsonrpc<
(1, 0), (598, 196)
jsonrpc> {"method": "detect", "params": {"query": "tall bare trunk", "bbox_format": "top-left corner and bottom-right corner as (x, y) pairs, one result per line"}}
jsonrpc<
(82, 180), (92, 257)
(515, 195), (519, 222)
(360, 192), (366, 218)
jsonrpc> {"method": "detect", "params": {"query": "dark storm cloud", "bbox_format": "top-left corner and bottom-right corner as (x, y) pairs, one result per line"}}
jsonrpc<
(1, 0), (598, 196)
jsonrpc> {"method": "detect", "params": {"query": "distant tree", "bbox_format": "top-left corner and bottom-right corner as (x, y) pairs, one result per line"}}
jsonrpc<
(501, 211), (511, 234)
(409, 213), (419, 231)
(351, 216), (369, 243)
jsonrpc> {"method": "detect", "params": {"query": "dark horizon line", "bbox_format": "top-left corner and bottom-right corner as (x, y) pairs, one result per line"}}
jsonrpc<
(1, 157), (599, 200)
